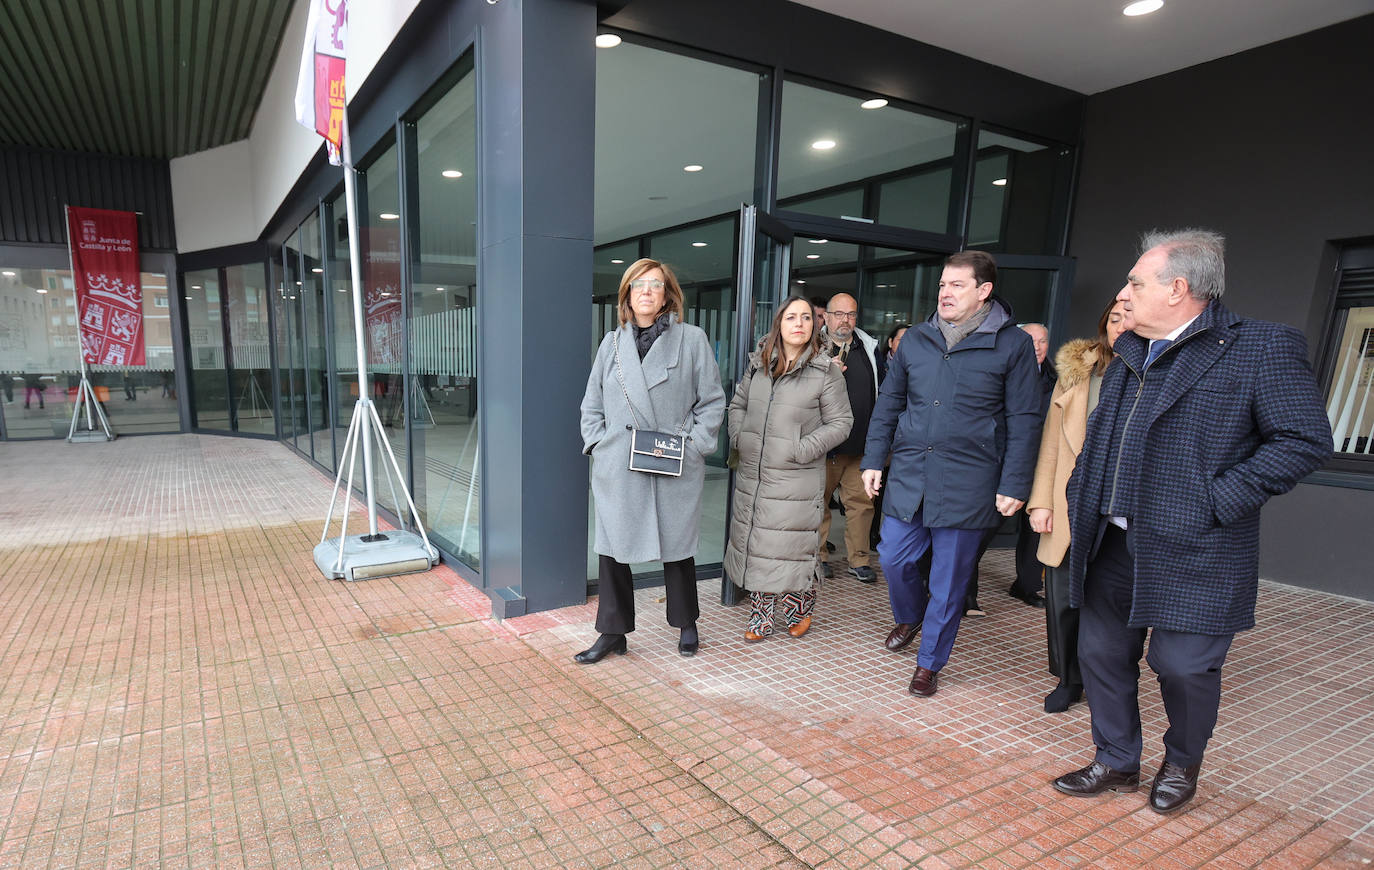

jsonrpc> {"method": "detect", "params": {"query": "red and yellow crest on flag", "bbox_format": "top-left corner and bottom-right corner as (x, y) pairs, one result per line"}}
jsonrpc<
(294, 0), (347, 164)
(66, 207), (145, 366)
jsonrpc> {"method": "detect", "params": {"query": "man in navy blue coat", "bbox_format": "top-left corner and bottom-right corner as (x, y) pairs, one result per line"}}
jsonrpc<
(1052, 229), (1332, 814)
(862, 250), (1042, 698)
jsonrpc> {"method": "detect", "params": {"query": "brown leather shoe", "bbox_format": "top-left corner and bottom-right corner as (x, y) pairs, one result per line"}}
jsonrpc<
(884, 623), (919, 651)
(744, 629), (768, 643)
(1149, 761), (1201, 814)
(908, 666), (938, 696)
(787, 616), (812, 638)
(1052, 761), (1140, 797)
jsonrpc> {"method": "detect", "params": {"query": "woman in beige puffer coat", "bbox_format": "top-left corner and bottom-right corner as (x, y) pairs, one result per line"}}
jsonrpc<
(725, 295), (852, 641)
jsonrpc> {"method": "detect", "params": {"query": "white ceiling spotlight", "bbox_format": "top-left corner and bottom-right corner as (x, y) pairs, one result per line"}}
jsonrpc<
(808, 238), (829, 244)
(442, 169), (464, 179)
(379, 212), (399, 220)
(595, 33), (622, 48)
(312, 267), (324, 273)
(992, 178), (1008, 186)
(860, 98), (888, 110)
(691, 242), (708, 247)
(795, 279), (807, 284)
(1122, 0), (1163, 16)
(610, 258), (624, 264)
(1, 270), (15, 277)
(806, 254), (821, 259)
(811, 139), (837, 151)
(683, 164), (703, 172)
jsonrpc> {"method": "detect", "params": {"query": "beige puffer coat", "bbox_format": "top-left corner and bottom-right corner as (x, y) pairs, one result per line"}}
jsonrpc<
(724, 346), (853, 594)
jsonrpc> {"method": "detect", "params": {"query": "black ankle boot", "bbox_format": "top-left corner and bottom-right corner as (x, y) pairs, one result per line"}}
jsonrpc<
(574, 633), (627, 664)
(1044, 682), (1084, 713)
(678, 624), (698, 657)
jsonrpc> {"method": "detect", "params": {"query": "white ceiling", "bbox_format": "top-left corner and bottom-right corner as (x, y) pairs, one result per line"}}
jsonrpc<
(791, 0), (1374, 94)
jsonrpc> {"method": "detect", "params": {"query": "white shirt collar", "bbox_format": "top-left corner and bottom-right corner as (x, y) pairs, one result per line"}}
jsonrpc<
(1160, 313), (1201, 343)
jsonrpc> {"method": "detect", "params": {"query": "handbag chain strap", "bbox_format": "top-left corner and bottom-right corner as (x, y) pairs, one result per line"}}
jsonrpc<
(611, 328), (692, 436)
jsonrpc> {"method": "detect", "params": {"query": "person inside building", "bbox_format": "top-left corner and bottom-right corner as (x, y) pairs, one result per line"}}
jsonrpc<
(1026, 297), (1129, 713)
(725, 295), (852, 641)
(1007, 321), (1057, 608)
(576, 258), (727, 663)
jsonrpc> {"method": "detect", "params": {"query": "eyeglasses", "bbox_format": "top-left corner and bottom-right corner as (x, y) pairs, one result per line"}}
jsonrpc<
(630, 278), (665, 292)
(827, 310), (857, 320)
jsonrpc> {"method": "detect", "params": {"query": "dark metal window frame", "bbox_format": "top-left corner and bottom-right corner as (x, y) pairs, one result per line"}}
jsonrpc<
(1311, 238), (1374, 485)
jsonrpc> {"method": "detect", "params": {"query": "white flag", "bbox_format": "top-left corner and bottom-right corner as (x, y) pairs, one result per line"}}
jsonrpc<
(294, 0), (348, 165)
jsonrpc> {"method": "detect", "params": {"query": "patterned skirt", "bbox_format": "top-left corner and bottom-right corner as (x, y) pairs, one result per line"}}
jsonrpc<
(747, 583), (817, 637)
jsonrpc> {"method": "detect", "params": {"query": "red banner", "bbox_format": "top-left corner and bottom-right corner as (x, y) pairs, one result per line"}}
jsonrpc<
(363, 226), (402, 367)
(294, 0), (347, 165)
(67, 206), (144, 366)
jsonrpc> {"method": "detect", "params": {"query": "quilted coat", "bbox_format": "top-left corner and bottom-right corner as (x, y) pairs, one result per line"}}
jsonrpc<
(1065, 301), (1333, 634)
(581, 316), (727, 564)
(861, 296), (1043, 530)
(724, 346), (852, 594)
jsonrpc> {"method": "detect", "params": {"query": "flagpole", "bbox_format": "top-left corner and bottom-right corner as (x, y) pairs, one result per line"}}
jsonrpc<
(339, 111), (379, 538)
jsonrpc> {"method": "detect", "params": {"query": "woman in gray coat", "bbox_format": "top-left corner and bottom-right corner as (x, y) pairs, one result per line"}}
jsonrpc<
(725, 295), (852, 641)
(576, 259), (726, 663)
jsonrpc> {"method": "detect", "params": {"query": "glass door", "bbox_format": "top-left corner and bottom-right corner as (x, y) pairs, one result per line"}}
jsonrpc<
(721, 204), (793, 603)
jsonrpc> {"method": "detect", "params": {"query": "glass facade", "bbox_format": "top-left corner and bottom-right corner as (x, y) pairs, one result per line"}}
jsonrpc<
(0, 267), (177, 438)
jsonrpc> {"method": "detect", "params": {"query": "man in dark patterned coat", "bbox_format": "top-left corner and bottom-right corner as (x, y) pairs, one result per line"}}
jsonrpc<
(1051, 229), (1332, 814)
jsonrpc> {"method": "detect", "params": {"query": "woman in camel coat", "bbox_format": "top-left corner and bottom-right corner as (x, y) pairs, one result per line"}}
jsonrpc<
(1026, 297), (1128, 712)
(725, 295), (852, 641)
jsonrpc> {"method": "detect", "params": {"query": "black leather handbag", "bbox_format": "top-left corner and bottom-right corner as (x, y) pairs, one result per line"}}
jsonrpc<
(613, 334), (689, 477)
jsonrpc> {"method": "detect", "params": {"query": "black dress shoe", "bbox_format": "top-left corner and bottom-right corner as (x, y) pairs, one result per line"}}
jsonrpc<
(1052, 761), (1140, 796)
(908, 666), (939, 696)
(1043, 682), (1084, 713)
(573, 633), (627, 664)
(1149, 761), (1201, 814)
(678, 624), (699, 657)
(884, 623), (919, 651)
(1008, 585), (1046, 608)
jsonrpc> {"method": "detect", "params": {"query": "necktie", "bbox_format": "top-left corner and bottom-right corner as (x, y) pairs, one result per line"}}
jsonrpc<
(1145, 338), (1173, 368)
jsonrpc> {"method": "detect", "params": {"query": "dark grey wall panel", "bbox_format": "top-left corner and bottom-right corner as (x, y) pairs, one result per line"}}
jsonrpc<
(1065, 14), (1374, 343)
(1261, 482), (1374, 600)
(0, 146), (176, 250)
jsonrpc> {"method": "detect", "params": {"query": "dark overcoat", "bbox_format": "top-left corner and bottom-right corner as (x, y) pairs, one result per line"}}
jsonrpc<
(580, 317), (727, 564)
(861, 296), (1043, 530)
(1065, 300), (1333, 635)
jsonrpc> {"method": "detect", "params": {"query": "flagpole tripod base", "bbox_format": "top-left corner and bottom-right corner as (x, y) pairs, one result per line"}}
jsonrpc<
(313, 532), (437, 582)
(67, 373), (115, 443)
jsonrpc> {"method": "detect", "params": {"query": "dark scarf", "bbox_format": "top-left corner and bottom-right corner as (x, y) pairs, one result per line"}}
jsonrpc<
(633, 313), (672, 360)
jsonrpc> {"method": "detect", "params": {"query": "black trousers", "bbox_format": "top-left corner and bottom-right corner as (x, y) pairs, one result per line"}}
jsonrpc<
(1044, 563), (1080, 686)
(594, 554), (699, 635)
(1079, 524), (1233, 771)
(1011, 512), (1044, 596)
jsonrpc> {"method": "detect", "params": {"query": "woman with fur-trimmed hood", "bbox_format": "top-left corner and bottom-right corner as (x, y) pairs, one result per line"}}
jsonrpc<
(1026, 297), (1129, 712)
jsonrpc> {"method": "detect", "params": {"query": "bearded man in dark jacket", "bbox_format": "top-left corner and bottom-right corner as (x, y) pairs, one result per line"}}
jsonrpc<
(862, 250), (1042, 698)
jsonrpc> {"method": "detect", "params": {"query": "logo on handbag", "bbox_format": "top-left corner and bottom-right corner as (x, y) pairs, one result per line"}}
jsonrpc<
(611, 332), (691, 477)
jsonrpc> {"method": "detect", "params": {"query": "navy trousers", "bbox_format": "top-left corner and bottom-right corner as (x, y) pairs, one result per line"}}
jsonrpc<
(877, 508), (985, 672)
(1079, 525), (1233, 772)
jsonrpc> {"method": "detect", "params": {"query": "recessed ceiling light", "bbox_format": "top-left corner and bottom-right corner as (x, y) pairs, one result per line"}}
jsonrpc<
(442, 169), (464, 179)
(806, 254), (821, 260)
(1, 270), (14, 276)
(860, 98), (888, 110)
(379, 212), (399, 220)
(795, 279), (806, 284)
(683, 164), (703, 173)
(808, 239), (828, 244)
(595, 34), (622, 48)
(191, 284), (201, 289)
(691, 242), (708, 247)
(296, 281), (303, 285)
(1122, 0), (1163, 15)
(312, 267), (323, 273)
(992, 178), (1008, 186)
(811, 139), (837, 151)
(436, 287), (445, 292)
(185, 295), (192, 300)
(336, 288), (346, 292)
(610, 258), (624, 264)
(289, 295), (297, 300)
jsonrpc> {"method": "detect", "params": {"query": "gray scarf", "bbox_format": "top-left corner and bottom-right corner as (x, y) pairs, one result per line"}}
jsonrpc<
(937, 301), (993, 350)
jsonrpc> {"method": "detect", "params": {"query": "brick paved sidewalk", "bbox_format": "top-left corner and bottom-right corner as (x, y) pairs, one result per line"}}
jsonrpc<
(0, 434), (1370, 868)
